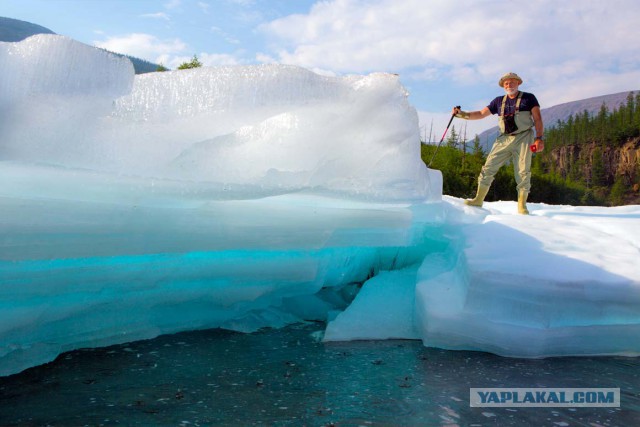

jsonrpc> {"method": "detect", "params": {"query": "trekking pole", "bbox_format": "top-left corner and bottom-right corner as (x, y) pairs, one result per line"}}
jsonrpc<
(427, 106), (460, 168)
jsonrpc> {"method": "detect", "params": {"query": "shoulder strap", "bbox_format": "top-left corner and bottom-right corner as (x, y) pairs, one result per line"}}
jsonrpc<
(501, 92), (524, 116)
(515, 91), (523, 112)
(500, 95), (508, 116)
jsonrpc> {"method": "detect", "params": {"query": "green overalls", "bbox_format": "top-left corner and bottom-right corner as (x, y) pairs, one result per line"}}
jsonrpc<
(478, 92), (535, 192)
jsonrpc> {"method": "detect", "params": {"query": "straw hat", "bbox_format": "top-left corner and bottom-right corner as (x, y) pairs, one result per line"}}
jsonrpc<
(498, 72), (523, 87)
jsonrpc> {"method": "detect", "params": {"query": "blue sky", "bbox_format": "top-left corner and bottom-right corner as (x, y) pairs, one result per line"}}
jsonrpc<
(2, 0), (640, 139)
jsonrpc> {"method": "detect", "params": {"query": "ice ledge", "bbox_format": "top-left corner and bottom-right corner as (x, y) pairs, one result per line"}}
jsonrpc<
(326, 199), (640, 358)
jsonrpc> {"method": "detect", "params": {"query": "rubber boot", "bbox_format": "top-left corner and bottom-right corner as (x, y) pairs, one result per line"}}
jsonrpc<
(465, 184), (490, 208)
(518, 190), (529, 215)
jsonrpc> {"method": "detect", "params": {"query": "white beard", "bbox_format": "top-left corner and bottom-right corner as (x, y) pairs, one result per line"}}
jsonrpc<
(505, 87), (518, 96)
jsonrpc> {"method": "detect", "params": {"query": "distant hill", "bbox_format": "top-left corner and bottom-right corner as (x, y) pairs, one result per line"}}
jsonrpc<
(0, 16), (54, 41)
(475, 91), (639, 152)
(99, 48), (161, 74)
(0, 16), (161, 74)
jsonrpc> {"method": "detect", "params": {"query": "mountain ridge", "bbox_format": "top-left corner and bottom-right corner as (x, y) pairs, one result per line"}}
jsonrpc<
(0, 16), (54, 41)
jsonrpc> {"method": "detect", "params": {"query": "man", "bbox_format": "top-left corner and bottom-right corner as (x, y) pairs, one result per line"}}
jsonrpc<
(453, 72), (544, 214)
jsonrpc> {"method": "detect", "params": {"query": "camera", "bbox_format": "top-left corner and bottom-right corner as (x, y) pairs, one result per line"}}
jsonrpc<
(503, 114), (518, 134)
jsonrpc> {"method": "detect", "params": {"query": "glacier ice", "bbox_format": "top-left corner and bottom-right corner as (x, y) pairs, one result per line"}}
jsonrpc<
(1, 35), (433, 201)
(1, 35), (640, 377)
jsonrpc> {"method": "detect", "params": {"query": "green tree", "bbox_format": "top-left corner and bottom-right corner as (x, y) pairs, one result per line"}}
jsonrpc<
(445, 126), (459, 149)
(609, 175), (627, 206)
(177, 55), (203, 70)
(590, 146), (606, 187)
(635, 92), (640, 128)
(531, 151), (545, 176)
(626, 91), (635, 123)
(156, 63), (169, 72)
(596, 102), (608, 143)
(471, 135), (483, 157)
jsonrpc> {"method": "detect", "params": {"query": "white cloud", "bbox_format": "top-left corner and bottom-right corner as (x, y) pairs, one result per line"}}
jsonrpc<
(164, 0), (182, 10)
(199, 52), (241, 67)
(141, 12), (171, 21)
(260, 0), (640, 107)
(198, 1), (210, 14)
(260, 0), (491, 73)
(211, 26), (240, 45)
(95, 32), (248, 70)
(142, 0), (183, 23)
(94, 33), (187, 62)
(255, 52), (276, 63)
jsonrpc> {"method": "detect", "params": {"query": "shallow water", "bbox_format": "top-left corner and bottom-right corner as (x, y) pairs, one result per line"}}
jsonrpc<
(1, 323), (639, 426)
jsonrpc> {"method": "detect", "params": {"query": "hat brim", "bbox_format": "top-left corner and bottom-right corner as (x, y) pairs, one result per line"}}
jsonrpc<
(499, 77), (523, 87)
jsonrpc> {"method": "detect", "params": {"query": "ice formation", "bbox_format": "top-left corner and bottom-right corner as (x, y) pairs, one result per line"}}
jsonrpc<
(328, 199), (640, 358)
(1, 35), (432, 201)
(1, 35), (639, 377)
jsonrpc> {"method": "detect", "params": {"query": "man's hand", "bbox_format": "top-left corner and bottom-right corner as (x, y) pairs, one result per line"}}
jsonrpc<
(453, 106), (470, 119)
(531, 137), (545, 153)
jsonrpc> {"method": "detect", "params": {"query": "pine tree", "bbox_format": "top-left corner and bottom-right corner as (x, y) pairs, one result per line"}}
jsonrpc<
(626, 92), (635, 123)
(590, 147), (606, 187)
(177, 55), (203, 70)
(596, 102), (608, 144)
(609, 175), (627, 206)
(472, 135), (483, 157)
(635, 92), (640, 128)
(446, 126), (458, 149)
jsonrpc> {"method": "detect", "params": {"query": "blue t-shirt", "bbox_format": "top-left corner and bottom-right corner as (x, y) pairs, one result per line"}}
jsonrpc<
(488, 91), (540, 116)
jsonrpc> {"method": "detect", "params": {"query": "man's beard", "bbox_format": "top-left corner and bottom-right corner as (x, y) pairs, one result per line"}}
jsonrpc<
(505, 87), (518, 95)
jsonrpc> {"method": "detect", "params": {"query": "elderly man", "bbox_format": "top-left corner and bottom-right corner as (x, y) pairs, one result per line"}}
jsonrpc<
(453, 72), (544, 214)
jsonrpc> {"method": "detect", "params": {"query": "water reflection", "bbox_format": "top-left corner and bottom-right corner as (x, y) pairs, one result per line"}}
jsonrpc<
(0, 323), (638, 426)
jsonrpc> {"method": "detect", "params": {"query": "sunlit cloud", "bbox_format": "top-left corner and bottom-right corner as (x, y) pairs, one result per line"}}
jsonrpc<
(94, 33), (187, 62)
